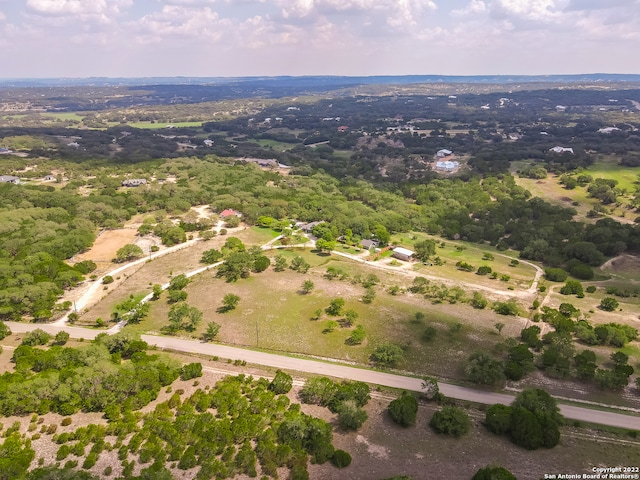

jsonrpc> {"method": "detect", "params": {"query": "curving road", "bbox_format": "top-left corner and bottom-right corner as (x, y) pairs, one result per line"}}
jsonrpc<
(5, 321), (640, 430)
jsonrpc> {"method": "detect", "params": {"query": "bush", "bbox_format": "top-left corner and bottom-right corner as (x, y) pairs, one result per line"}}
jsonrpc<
(544, 268), (568, 282)
(430, 406), (471, 438)
(102, 275), (114, 284)
(0, 321), (11, 341)
(569, 263), (594, 280)
(472, 465), (517, 480)
(560, 280), (584, 296)
(585, 285), (597, 294)
(370, 343), (404, 367)
(330, 450), (352, 468)
(336, 400), (368, 430)
(180, 363), (203, 381)
(388, 393), (418, 427)
(485, 404), (512, 435)
(492, 301), (519, 316)
(599, 297), (619, 312)
(21, 329), (51, 346)
(476, 266), (492, 275)
(269, 370), (293, 395)
(421, 326), (437, 342)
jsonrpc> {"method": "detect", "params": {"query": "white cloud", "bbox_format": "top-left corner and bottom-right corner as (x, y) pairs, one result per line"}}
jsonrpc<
(452, 0), (487, 16)
(26, 0), (132, 18)
(0, 11), (5, 21)
(490, 0), (568, 22)
(133, 5), (230, 44)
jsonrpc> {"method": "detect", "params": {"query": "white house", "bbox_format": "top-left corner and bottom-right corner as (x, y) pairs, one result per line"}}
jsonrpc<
(122, 179), (147, 187)
(549, 146), (574, 154)
(436, 161), (460, 172)
(436, 149), (453, 158)
(0, 175), (20, 184)
(392, 247), (414, 262)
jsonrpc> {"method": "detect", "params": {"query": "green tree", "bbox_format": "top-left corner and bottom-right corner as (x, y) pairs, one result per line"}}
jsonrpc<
(167, 302), (202, 333)
(599, 297), (619, 312)
(484, 404), (512, 435)
(470, 291), (488, 309)
(221, 293), (240, 312)
(216, 251), (253, 282)
(472, 465), (517, 480)
(202, 321), (221, 342)
(253, 255), (271, 273)
(200, 248), (223, 264)
(0, 321), (11, 341)
(290, 255), (310, 273)
(430, 406), (471, 438)
(53, 331), (70, 346)
(388, 392), (418, 427)
(343, 309), (358, 327)
(274, 254), (287, 272)
(465, 351), (505, 386)
(21, 329), (51, 346)
(180, 362), (203, 380)
(414, 239), (436, 262)
(151, 284), (163, 300)
(574, 350), (597, 381)
(115, 244), (144, 263)
(325, 298), (345, 316)
(161, 226), (186, 246)
(336, 400), (368, 431)
(370, 343), (404, 367)
(168, 274), (190, 291)
(301, 280), (315, 294)
(346, 325), (366, 345)
(269, 370), (293, 394)
(0, 433), (35, 480)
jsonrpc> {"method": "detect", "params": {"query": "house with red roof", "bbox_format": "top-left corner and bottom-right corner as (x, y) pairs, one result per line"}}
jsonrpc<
(220, 209), (241, 218)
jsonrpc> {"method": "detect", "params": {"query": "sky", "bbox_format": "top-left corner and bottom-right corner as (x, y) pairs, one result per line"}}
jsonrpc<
(0, 0), (638, 78)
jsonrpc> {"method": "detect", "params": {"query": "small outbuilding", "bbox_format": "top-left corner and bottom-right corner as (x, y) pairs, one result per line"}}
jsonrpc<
(392, 247), (414, 262)
(122, 179), (147, 187)
(0, 175), (20, 184)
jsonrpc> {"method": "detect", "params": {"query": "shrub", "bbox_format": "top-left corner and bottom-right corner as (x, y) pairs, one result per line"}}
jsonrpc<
(336, 400), (368, 430)
(331, 450), (352, 468)
(472, 465), (517, 480)
(476, 265), (492, 276)
(421, 326), (437, 342)
(180, 363), (203, 381)
(544, 268), (568, 282)
(269, 370), (293, 395)
(370, 343), (404, 367)
(485, 404), (512, 435)
(388, 393), (418, 427)
(560, 280), (584, 296)
(599, 297), (619, 312)
(430, 406), (471, 438)
(21, 329), (51, 346)
(585, 285), (597, 293)
(102, 275), (114, 284)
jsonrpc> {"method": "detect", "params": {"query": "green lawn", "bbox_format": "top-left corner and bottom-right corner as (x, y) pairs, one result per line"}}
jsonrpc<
(391, 232), (538, 291)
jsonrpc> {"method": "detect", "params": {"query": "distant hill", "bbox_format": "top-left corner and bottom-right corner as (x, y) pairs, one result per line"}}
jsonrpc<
(2, 74), (640, 88)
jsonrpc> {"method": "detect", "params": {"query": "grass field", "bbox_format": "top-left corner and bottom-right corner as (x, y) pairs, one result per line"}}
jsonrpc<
(137, 248), (522, 381)
(512, 159), (640, 222)
(392, 232), (538, 292)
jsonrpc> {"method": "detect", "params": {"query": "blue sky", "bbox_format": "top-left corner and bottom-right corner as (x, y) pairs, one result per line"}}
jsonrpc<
(0, 0), (638, 78)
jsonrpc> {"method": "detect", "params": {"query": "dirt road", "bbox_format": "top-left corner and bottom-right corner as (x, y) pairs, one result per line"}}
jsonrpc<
(5, 321), (640, 430)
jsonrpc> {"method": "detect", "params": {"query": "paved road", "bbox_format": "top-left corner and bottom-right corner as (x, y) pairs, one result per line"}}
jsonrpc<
(7, 321), (639, 430)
